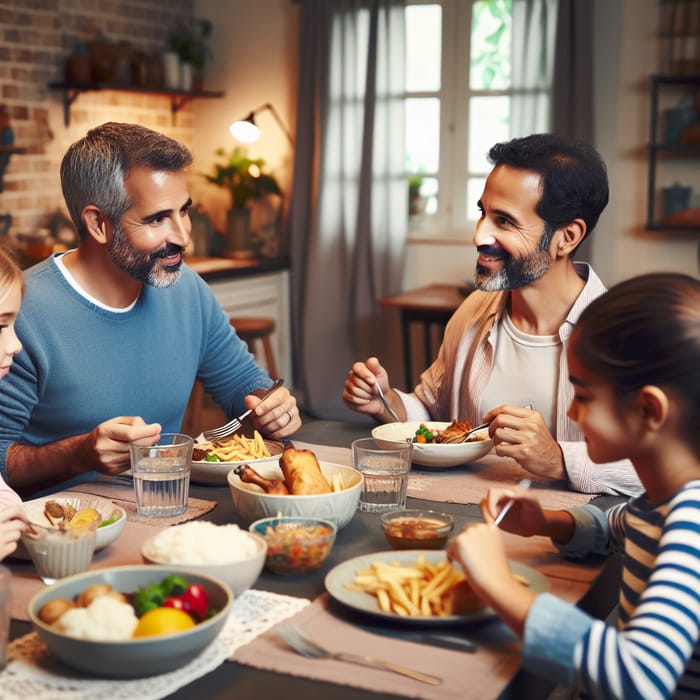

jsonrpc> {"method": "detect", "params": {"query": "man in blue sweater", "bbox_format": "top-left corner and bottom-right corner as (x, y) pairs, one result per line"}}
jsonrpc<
(0, 122), (300, 497)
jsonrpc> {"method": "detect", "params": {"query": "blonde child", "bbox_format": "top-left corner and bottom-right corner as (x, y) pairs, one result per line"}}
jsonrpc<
(448, 272), (700, 699)
(0, 246), (28, 559)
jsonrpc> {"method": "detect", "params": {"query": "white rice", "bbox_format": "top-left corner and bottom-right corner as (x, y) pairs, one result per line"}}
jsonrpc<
(145, 521), (260, 564)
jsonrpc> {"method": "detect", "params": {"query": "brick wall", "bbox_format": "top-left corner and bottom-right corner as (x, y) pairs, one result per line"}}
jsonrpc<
(0, 0), (197, 242)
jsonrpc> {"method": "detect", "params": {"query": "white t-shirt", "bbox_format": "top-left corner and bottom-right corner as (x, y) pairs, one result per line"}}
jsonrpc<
(479, 313), (561, 433)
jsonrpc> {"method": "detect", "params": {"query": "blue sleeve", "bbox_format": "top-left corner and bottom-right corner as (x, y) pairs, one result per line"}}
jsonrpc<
(523, 593), (593, 686)
(553, 503), (626, 559)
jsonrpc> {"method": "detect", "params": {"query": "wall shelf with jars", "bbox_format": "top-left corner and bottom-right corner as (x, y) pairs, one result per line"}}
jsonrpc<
(48, 82), (224, 128)
(646, 74), (700, 231)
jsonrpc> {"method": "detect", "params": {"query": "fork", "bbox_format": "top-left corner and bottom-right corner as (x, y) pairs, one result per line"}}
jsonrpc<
(202, 378), (284, 441)
(375, 382), (401, 423)
(493, 478), (532, 526)
(276, 624), (441, 686)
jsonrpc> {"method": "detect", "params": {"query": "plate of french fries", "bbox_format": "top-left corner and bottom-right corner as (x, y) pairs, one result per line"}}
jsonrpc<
(190, 431), (284, 485)
(325, 550), (548, 625)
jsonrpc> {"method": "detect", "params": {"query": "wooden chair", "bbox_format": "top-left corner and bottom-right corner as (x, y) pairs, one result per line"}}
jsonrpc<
(182, 317), (279, 436)
(229, 317), (279, 380)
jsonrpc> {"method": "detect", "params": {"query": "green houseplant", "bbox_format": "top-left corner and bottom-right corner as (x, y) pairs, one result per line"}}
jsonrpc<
(168, 19), (213, 87)
(203, 147), (283, 254)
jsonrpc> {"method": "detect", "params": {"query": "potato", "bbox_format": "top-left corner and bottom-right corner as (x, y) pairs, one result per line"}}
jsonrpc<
(75, 583), (113, 608)
(38, 597), (75, 625)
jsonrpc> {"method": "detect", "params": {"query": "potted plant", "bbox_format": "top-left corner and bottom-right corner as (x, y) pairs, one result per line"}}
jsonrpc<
(408, 173), (425, 218)
(168, 18), (212, 89)
(203, 147), (283, 255)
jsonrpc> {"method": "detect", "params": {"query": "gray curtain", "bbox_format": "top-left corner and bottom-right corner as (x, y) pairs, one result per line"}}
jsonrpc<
(289, 0), (406, 419)
(552, 0), (595, 261)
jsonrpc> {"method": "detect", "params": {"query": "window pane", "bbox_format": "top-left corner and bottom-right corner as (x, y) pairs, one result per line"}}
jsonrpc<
(470, 0), (512, 90)
(406, 5), (442, 91)
(466, 176), (486, 222)
(468, 96), (509, 172)
(406, 98), (440, 173)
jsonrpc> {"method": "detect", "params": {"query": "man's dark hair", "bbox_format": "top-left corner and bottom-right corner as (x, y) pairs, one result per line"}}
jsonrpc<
(488, 133), (609, 243)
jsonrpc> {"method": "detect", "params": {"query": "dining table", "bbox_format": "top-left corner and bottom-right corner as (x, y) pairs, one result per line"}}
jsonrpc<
(2, 423), (624, 700)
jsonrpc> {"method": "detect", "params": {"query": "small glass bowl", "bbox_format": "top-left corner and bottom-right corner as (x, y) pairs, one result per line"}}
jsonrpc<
(249, 516), (337, 575)
(380, 510), (454, 550)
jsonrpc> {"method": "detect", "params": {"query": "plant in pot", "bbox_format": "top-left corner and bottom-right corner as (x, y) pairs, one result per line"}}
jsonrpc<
(203, 147), (283, 257)
(168, 18), (212, 90)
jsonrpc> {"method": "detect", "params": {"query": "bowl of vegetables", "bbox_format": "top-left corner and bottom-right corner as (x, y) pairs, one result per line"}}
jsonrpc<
(27, 565), (232, 677)
(249, 516), (337, 575)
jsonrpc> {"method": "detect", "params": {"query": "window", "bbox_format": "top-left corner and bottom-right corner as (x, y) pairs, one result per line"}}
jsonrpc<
(405, 0), (554, 239)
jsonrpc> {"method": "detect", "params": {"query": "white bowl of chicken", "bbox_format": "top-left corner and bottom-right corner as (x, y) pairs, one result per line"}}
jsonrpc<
(227, 444), (362, 529)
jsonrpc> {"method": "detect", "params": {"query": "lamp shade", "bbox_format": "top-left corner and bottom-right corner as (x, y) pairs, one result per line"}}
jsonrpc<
(229, 103), (293, 145)
(229, 117), (260, 143)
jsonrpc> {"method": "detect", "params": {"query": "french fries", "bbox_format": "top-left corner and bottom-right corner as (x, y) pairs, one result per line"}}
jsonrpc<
(345, 556), (533, 618)
(344, 555), (466, 617)
(204, 431), (271, 462)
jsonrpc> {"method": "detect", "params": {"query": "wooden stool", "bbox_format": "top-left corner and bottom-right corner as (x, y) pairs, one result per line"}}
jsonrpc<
(230, 317), (279, 380)
(182, 317), (279, 435)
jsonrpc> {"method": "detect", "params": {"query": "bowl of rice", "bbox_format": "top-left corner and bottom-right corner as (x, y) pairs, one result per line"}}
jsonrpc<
(141, 521), (267, 596)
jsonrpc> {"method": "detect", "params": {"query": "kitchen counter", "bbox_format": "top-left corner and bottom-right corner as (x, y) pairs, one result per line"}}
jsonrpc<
(185, 255), (289, 281)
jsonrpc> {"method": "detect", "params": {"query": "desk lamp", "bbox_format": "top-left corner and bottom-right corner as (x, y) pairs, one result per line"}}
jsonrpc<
(229, 103), (293, 144)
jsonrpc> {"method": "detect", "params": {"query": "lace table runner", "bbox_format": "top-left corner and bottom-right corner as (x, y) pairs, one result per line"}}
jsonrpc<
(0, 589), (309, 700)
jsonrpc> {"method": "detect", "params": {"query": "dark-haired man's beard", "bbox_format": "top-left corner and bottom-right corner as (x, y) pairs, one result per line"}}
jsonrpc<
(109, 224), (183, 288)
(474, 227), (555, 292)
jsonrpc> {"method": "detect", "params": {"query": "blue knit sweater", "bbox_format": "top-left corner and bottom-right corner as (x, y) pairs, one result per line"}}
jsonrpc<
(0, 254), (271, 492)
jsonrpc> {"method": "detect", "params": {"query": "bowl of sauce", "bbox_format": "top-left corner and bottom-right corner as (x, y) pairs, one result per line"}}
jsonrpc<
(380, 510), (454, 550)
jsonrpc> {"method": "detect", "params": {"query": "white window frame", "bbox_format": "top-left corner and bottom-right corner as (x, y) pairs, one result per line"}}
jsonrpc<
(406, 0), (515, 242)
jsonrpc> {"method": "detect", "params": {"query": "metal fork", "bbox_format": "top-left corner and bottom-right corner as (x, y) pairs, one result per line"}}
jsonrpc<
(375, 382), (401, 423)
(202, 378), (284, 441)
(275, 624), (441, 686)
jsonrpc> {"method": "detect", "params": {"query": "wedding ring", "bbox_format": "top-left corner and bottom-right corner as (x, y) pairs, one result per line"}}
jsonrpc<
(286, 410), (293, 424)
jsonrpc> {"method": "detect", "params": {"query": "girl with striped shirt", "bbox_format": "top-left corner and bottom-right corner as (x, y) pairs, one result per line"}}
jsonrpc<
(447, 272), (700, 698)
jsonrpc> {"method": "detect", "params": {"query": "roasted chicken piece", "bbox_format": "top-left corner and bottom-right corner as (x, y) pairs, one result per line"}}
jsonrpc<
(434, 420), (474, 444)
(234, 464), (290, 495)
(279, 445), (332, 495)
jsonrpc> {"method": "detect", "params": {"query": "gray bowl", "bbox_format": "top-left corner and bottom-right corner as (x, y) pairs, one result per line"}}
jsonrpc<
(27, 565), (232, 678)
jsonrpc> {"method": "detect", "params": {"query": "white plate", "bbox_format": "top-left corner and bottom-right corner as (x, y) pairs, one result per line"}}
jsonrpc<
(191, 439), (285, 485)
(325, 549), (547, 625)
(15, 495), (126, 558)
(371, 421), (494, 468)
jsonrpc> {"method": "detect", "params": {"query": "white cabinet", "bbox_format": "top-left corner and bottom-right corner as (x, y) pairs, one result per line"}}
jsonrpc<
(207, 270), (292, 384)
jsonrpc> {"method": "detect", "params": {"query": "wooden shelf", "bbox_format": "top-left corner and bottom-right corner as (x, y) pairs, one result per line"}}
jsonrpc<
(48, 82), (225, 126)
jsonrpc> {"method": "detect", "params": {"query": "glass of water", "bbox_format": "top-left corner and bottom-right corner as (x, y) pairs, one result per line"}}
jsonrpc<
(351, 438), (412, 513)
(130, 433), (194, 518)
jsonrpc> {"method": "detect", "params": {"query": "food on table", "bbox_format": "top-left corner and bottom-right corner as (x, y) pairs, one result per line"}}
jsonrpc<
(234, 446), (347, 496)
(413, 420), (486, 445)
(280, 444), (332, 494)
(41, 499), (102, 529)
(55, 595), (139, 641)
(132, 606), (195, 637)
(193, 430), (271, 462)
(142, 521), (261, 565)
(37, 597), (75, 625)
(258, 519), (335, 574)
(381, 512), (453, 550)
(38, 574), (218, 641)
(235, 463), (290, 494)
(343, 554), (486, 617)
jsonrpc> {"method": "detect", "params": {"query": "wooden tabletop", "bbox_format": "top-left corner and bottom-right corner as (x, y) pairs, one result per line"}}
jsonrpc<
(379, 284), (469, 312)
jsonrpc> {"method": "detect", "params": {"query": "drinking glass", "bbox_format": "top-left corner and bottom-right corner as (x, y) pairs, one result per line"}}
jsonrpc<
(0, 565), (9, 669)
(351, 438), (412, 513)
(130, 433), (193, 517)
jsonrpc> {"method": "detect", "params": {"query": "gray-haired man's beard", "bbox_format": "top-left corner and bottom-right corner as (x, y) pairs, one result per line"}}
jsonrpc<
(474, 227), (555, 292)
(109, 226), (182, 288)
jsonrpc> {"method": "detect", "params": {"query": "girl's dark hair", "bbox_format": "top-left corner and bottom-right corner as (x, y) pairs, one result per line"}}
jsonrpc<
(573, 272), (700, 454)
